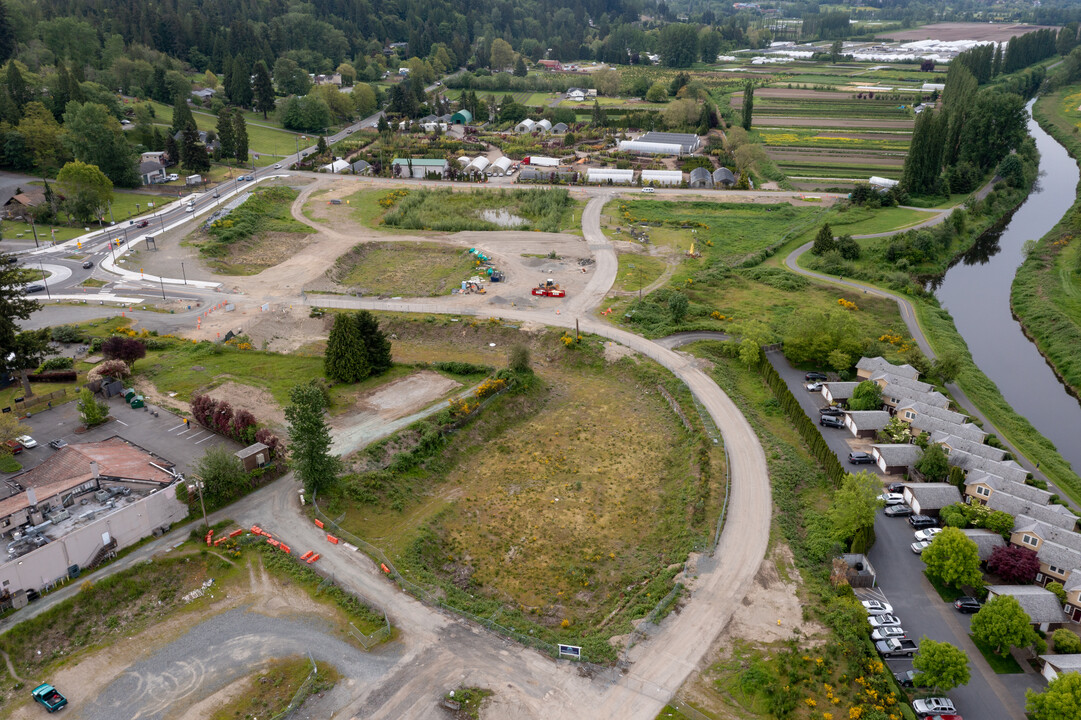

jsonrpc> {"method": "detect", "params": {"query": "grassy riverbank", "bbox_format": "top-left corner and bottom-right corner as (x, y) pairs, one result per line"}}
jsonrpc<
(1011, 86), (1081, 401)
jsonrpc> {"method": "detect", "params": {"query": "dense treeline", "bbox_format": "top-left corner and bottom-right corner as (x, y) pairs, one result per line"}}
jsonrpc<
(900, 39), (1056, 197)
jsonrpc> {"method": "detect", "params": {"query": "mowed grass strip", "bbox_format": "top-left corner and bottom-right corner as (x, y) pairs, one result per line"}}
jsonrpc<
(331, 241), (477, 296)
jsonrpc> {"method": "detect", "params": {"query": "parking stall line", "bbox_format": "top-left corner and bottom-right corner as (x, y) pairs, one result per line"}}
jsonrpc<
(167, 423), (185, 432)
(187, 431), (208, 442)
(194, 434), (215, 445)
(114, 419), (128, 426)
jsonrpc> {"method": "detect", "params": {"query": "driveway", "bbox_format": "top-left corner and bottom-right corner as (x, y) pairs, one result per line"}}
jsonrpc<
(867, 512), (1044, 718)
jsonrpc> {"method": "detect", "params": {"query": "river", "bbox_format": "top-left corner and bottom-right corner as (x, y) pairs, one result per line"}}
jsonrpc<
(935, 101), (1081, 474)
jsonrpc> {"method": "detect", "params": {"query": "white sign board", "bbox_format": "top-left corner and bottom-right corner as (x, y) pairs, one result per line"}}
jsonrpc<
(558, 644), (581, 660)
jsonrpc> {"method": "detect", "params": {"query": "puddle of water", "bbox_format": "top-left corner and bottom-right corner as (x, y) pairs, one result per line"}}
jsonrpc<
(480, 208), (527, 227)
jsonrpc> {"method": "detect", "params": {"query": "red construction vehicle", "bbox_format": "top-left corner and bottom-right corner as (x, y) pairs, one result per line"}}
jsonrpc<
(531, 278), (566, 298)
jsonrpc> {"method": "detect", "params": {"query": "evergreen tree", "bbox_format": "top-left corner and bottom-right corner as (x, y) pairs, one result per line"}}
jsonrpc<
(324, 312), (371, 382)
(230, 56), (252, 107)
(992, 44), (1003, 78)
(590, 100), (606, 127)
(171, 94), (196, 136)
(316, 135), (328, 154)
(216, 107), (236, 160)
(285, 381), (340, 497)
(741, 81), (753, 131)
(164, 132), (179, 165)
(355, 310), (392, 375)
(901, 108), (945, 196)
(514, 56), (527, 77)
(5, 61), (31, 112)
(0, 1), (15, 63)
(377, 114), (390, 134)
(252, 60), (275, 119)
(151, 65), (168, 103)
(811, 223), (835, 255)
(232, 110), (248, 162)
(180, 125), (210, 172)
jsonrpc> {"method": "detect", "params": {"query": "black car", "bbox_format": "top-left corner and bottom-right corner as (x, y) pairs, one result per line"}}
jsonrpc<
(820, 406), (844, 417)
(908, 514), (938, 529)
(893, 670), (916, 688)
(886, 482), (907, 494)
(848, 451), (874, 465)
(954, 596), (982, 613)
(82, 260), (93, 269)
(25, 284), (44, 293)
(805, 371), (828, 381)
(820, 415), (844, 428)
(883, 504), (913, 517)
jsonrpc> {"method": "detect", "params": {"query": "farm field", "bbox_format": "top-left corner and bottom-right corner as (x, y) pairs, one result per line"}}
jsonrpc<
(731, 85), (915, 185)
(876, 22), (1059, 42)
(328, 339), (725, 661)
(442, 89), (556, 107)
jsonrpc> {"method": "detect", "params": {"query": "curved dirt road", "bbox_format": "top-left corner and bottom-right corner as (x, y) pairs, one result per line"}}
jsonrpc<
(301, 185), (774, 718)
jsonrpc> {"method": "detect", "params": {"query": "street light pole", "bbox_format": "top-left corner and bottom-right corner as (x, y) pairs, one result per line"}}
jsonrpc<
(158, 274), (166, 301)
(181, 262), (187, 285)
(38, 259), (51, 299)
(187, 476), (209, 530)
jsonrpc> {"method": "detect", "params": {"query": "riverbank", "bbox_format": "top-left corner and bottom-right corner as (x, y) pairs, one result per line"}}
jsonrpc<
(1011, 86), (1081, 402)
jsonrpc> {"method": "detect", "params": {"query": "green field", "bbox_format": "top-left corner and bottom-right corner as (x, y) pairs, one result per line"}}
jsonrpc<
(331, 241), (477, 296)
(150, 101), (306, 160)
(616, 253), (668, 292)
(380, 187), (575, 233)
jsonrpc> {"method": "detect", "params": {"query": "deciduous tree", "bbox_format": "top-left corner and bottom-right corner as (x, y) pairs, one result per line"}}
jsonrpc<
(62, 101), (139, 187)
(915, 443), (949, 481)
(78, 387), (109, 427)
(194, 444), (247, 505)
(1027, 672), (1081, 720)
(658, 23), (699, 68)
(490, 39), (515, 70)
(847, 380), (882, 411)
(286, 381), (340, 496)
(593, 67), (620, 96)
(987, 545), (1040, 584)
(972, 595), (1037, 655)
(101, 336), (147, 368)
(645, 82), (667, 103)
(922, 526), (983, 589)
(912, 639), (970, 692)
(56, 160), (113, 223)
(826, 471), (881, 546)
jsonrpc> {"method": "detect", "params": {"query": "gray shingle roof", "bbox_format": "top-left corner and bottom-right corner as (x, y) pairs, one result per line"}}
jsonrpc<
(857, 356), (920, 380)
(1065, 573), (1081, 593)
(823, 381), (860, 400)
(883, 384), (951, 409)
(845, 410), (891, 430)
(909, 413), (986, 443)
(873, 372), (933, 394)
(960, 528), (1006, 561)
(987, 585), (1069, 624)
(1001, 497), (1079, 532)
(948, 449), (1027, 483)
(966, 472), (1051, 505)
(873, 443), (922, 468)
(895, 399), (967, 424)
(1040, 654), (1081, 671)
(932, 431), (1007, 462)
(903, 482), (962, 509)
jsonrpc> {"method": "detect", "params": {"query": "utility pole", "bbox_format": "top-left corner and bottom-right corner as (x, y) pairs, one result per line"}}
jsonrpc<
(38, 259), (51, 299)
(158, 275), (166, 301)
(187, 476), (209, 530)
(181, 262), (187, 285)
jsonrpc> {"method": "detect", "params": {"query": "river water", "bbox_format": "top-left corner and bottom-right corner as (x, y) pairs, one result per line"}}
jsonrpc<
(935, 102), (1081, 474)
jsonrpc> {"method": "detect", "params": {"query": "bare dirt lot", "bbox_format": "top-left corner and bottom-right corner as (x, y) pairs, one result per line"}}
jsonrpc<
(876, 22), (1059, 43)
(207, 380), (287, 428)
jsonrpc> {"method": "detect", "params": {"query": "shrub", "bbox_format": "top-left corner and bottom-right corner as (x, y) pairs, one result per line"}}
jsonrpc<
(40, 357), (74, 371)
(1052, 628), (1081, 653)
(50, 325), (84, 343)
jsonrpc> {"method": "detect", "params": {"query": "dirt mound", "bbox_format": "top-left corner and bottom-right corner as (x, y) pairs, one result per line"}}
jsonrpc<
(208, 381), (286, 429)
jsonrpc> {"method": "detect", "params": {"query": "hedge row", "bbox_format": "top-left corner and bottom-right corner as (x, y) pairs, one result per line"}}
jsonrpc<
(758, 351), (845, 484)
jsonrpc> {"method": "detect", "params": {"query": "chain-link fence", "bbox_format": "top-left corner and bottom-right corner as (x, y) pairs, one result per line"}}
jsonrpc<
(349, 614), (391, 650)
(267, 652), (318, 720)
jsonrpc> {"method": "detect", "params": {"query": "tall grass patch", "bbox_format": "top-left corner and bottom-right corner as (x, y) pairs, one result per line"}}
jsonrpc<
(381, 188), (573, 233)
(200, 186), (313, 258)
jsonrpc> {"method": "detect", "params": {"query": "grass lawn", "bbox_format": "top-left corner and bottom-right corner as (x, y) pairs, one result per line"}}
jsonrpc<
(616, 253), (668, 292)
(0, 454), (21, 473)
(330, 241), (477, 296)
(150, 101), (305, 159)
(345, 187), (417, 231)
(923, 570), (965, 602)
(378, 187), (576, 233)
(968, 633), (1024, 674)
(826, 206), (937, 236)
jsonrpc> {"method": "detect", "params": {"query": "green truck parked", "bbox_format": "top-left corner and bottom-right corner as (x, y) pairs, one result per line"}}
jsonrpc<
(31, 683), (67, 712)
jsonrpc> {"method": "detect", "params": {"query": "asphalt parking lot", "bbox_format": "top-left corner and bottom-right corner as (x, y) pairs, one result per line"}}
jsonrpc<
(767, 351), (1044, 718)
(5, 394), (240, 481)
(864, 512), (1044, 718)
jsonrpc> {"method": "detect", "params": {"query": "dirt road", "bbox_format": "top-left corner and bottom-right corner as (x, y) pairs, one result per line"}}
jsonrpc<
(303, 193), (774, 718)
